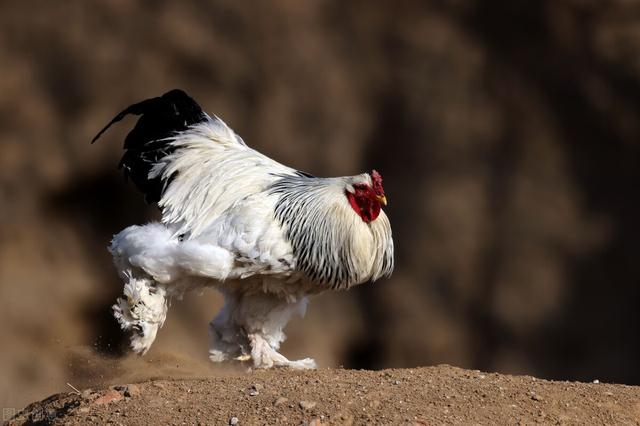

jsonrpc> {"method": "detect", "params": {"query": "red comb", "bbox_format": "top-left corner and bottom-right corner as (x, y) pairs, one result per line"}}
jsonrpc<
(371, 170), (384, 195)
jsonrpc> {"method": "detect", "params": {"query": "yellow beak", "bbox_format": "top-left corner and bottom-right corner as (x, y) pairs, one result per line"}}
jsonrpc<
(377, 195), (387, 206)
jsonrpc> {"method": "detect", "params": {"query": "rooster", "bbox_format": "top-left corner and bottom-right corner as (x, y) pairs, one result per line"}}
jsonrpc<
(93, 89), (394, 369)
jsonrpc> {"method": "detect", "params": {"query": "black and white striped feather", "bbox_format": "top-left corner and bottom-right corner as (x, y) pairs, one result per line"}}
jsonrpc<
(270, 176), (393, 289)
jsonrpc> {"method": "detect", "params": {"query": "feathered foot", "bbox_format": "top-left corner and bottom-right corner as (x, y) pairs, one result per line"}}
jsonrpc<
(208, 291), (316, 369)
(112, 271), (168, 355)
(248, 333), (316, 370)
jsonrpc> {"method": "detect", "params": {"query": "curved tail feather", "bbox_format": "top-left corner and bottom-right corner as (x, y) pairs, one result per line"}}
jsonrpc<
(92, 89), (207, 203)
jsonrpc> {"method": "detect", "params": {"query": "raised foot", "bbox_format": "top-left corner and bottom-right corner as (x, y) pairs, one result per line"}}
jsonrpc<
(113, 297), (162, 355)
(112, 274), (168, 355)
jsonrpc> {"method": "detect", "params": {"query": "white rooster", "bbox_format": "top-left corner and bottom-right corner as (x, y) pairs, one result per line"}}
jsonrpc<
(93, 89), (394, 369)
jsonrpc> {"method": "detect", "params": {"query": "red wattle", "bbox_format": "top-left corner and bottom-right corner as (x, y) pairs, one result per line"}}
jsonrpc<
(347, 191), (381, 223)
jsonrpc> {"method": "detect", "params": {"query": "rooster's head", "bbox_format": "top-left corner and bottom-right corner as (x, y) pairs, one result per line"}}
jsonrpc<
(345, 170), (387, 223)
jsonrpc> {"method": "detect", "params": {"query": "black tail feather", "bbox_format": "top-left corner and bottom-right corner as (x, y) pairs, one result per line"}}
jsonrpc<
(92, 89), (207, 203)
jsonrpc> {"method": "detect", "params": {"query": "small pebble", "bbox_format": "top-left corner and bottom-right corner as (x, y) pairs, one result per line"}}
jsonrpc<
(124, 384), (141, 397)
(274, 396), (289, 406)
(229, 416), (239, 425)
(93, 390), (124, 405)
(248, 389), (259, 397)
(299, 400), (317, 410)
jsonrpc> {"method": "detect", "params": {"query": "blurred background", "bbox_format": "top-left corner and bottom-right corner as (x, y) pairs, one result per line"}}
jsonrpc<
(2, 0), (640, 412)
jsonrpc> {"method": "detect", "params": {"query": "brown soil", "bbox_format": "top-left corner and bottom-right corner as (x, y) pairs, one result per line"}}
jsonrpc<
(8, 365), (640, 425)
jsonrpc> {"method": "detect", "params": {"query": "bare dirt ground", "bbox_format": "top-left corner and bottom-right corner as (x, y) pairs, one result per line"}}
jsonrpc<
(8, 365), (640, 425)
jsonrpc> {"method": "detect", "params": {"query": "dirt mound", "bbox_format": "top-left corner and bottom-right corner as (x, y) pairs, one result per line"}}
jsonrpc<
(8, 365), (640, 425)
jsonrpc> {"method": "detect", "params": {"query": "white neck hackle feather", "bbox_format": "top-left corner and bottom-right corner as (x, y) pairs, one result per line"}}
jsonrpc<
(270, 175), (393, 289)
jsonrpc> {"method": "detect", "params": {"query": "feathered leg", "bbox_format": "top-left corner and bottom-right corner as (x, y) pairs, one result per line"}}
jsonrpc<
(112, 271), (169, 354)
(208, 292), (249, 362)
(209, 291), (316, 369)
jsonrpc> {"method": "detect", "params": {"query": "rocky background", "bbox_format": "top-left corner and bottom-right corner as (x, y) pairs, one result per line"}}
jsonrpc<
(1, 0), (640, 412)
